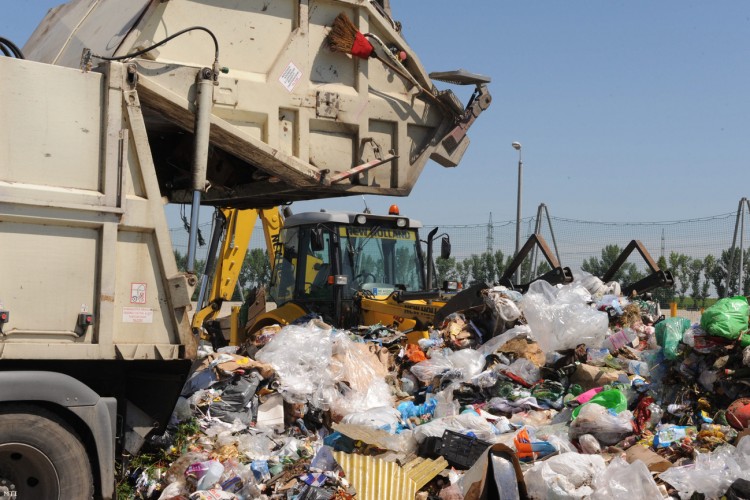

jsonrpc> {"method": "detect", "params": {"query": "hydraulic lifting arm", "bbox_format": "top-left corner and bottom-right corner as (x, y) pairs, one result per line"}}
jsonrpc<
(600, 240), (674, 296)
(191, 207), (282, 334)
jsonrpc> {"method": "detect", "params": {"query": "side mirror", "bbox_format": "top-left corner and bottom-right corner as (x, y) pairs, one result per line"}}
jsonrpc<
(311, 228), (324, 251)
(441, 236), (451, 260)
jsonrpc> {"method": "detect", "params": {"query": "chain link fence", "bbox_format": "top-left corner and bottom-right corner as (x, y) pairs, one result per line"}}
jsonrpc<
(170, 204), (750, 298)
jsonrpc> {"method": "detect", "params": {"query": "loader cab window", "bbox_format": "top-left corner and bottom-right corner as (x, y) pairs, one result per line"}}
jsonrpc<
(268, 227), (299, 304)
(340, 225), (424, 297)
(299, 228), (333, 301)
(269, 226), (334, 304)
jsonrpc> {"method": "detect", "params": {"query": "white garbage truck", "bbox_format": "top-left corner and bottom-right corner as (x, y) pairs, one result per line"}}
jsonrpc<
(0, 0), (490, 497)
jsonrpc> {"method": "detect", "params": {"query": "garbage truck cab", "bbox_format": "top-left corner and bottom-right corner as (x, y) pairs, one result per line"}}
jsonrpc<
(249, 209), (451, 334)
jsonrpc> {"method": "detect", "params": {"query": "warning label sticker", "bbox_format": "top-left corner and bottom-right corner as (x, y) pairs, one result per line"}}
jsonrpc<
(130, 283), (147, 304)
(279, 62), (302, 92)
(122, 307), (154, 324)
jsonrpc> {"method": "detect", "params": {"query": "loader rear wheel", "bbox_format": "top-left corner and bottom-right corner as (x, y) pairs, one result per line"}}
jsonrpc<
(0, 405), (93, 499)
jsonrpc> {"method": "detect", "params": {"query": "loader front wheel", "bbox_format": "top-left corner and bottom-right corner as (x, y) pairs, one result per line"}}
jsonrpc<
(0, 405), (93, 499)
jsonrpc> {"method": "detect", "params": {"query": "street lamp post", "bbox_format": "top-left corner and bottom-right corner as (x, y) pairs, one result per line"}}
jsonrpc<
(512, 142), (523, 284)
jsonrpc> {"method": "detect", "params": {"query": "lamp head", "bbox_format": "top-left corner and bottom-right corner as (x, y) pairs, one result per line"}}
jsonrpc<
(511, 142), (522, 151)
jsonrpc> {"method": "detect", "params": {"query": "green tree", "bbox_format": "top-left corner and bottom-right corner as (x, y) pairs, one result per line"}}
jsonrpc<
(174, 250), (206, 300)
(435, 256), (457, 285)
(653, 255), (676, 306)
(701, 255), (715, 306)
(581, 244), (638, 283)
(239, 248), (271, 294)
(707, 252), (727, 298)
(465, 254), (489, 285)
(725, 248), (750, 296)
(455, 260), (471, 287)
(668, 252), (691, 306)
(688, 258), (704, 309)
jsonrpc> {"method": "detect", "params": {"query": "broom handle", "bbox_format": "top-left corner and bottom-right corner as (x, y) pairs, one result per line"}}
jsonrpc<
(365, 34), (449, 112)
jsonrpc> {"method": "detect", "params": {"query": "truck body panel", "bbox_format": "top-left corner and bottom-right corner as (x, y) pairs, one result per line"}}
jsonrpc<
(23, 0), (473, 208)
(0, 58), (195, 362)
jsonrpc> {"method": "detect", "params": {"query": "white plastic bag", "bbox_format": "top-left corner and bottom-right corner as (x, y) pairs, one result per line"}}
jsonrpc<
(520, 280), (609, 353)
(524, 453), (606, 499)
(478, 325), (531, 357)
(578, 434), (601, 454)
(569, 404), (634, 445)
(413, 412), (498, 443)
(255, 320), (333, 404)
(341, 406), (401, 433)
(659, 443), (745, 499)
(506, 358), (540, 386)
(591, 457), (662, 499)
(410, 348), (484, 383)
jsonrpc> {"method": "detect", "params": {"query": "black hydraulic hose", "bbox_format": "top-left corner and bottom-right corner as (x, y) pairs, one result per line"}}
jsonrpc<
(0, 45), (10, 57)
(92, 26), (219, 63)
(0, 37), (25, 58)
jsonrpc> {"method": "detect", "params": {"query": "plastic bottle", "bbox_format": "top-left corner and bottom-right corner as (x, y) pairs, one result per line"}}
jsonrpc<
(647, 403), (663, 429)
(196, 460), (224, 490)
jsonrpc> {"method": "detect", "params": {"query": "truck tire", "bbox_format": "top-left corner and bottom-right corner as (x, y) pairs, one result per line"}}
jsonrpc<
(0, 405), (94, 499)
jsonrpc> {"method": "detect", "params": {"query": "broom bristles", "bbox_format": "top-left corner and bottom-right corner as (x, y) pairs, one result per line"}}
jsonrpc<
(326, 13), (359, 53)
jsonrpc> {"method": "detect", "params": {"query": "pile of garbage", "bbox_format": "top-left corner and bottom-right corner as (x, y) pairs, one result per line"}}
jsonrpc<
(121, 273), (750, 500)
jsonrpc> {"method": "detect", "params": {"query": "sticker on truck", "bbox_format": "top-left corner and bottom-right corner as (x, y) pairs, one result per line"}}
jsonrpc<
(279, 62), (302, 92)
(130, 283), (147, 304)
(122, 307), (154, 323)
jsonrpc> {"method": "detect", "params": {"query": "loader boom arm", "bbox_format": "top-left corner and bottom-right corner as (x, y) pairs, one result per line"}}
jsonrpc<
(191, 207), (282, 332)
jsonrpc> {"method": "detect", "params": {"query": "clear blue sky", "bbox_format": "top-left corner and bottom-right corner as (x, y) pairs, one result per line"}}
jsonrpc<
(4, 1), (749, 227)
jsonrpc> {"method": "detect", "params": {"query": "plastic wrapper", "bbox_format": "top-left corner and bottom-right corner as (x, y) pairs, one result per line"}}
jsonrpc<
(659, 443), (747, 499)
(410, 348), (485, 383)
(505, 358), (540, 386)
(341, 406), (401, 433)
(237, 433), (275, 461)
(700, 296), (750, 344)
(586, 348), (610, 366)
(477, 325), (532, 357)
(434, 387), (460, 418)
(185, 460), (224, 491)
(653, 425), (697, 448)
(524, 453), (606, 499)
(208, 373), (261, 424)
(508, 409), (555, 427)
(412, 412), (498, 444)
(569, 404), (634, 445)
(484, 286), (523, 336)
(575, 271), (621, 299)
(327, 331), (394, 416)
(158, 482), (187, 500)
(590, 457), (662, 499)
(571, 389), (627, 419)
(519, 280), (608, 353)
(578, 434), (601, 454)
(540, 426), (578, 454)
(255, 321), (393, 416)
(655, 317), (691, 360)
(189, 490), (238, 500)
(255, 320), (333, 404)
(602, 328), (638, 352)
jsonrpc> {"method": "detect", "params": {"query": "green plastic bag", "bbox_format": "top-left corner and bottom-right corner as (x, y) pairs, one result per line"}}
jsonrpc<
(571, 388), (627, 419)
(655, 317), (691, 360)
(701, 296), (750, 346)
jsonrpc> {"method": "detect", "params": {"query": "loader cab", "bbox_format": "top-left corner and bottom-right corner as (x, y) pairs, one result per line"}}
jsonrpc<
(267, 211), (427, 326)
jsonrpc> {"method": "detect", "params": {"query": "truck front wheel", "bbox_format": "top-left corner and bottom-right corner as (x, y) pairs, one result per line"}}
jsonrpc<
(0, 405), (94, 499)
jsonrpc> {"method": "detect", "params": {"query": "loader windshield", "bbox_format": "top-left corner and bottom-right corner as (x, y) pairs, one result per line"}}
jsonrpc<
(341, 226), (424, 296)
